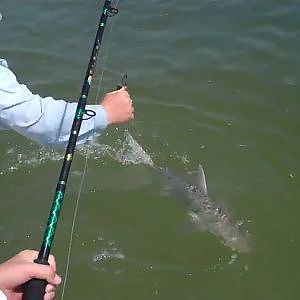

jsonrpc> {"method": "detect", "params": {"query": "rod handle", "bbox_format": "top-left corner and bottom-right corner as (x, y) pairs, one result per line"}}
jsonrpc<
(22, 279), (47, 300)
(22, 259), (49, 300)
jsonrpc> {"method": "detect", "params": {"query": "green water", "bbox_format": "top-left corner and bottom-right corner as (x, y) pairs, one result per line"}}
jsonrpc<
(1, 0), (300, 299)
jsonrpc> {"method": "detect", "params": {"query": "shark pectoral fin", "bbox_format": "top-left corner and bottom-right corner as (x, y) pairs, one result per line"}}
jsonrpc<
(198, 164), (208, 195)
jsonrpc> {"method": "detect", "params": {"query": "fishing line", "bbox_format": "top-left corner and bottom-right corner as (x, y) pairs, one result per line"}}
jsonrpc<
(61, 2), (152, 296)
(60, 1), (120, 299)
(20, 1), (120, 299)
(60, 158), (87, 300)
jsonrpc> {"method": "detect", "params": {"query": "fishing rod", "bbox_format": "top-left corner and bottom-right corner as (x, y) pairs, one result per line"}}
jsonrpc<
(23, 1), (118, 299)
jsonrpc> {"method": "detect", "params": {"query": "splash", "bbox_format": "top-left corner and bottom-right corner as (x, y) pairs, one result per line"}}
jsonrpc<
(0, 131), (153, 174)
(115, 130), (154, 166)
(0, 145), (63, 174)
(89, 234), (125, 273)
(77, 142), (115, 161)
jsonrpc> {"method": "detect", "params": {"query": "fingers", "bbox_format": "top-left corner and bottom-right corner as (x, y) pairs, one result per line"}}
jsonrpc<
(16, 250), (57, 273)
(52, 274), (62, 286)
(47, 255), (56, 273)
(16, 250), (39, 262)
(101, 86), (134, 124)
(108, 86), (128, 95)
(45, 281), (60, 293)
(106, 87), (131, 101)
(44, 291), (56, 300)
(118, 86), (127, 91)
(27, 263), (61, 286)
(44, 282), (59, 300)
(2, 249), (60, 300)
(16, 250), (60, 284)
(117, 86), (128, 92)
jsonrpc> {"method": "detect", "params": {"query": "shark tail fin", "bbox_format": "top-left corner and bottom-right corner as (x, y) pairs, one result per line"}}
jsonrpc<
(198, 164), (208, 195)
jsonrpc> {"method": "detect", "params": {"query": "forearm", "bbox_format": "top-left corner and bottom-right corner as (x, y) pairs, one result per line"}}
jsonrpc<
(0, 64), (108, 148)
(0, 94), (108, 148)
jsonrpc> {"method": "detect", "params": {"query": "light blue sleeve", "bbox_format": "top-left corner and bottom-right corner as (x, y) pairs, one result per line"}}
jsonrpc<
(0, 290), (7, 300)
(0, 63), (108, 148)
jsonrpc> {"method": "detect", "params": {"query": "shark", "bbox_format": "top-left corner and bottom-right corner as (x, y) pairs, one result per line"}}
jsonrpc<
(118, 131), (251, 252)
(160, 164), (251, 253)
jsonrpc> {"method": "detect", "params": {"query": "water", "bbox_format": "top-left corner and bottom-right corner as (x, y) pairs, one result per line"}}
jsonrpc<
(0, 0), (300, 299)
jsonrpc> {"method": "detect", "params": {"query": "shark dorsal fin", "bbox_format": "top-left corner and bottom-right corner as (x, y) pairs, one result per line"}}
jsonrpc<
(198, 164), (208, 195)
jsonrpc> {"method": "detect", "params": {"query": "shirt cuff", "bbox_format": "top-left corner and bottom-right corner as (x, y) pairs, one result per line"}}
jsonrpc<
(86, 104), (108, 131)
(0, 59), (8, 68)
(0, 290), (7, 300)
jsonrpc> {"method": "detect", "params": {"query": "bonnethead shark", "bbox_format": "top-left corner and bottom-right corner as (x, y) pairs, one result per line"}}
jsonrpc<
(121, 131), (251, 252)
(160, 164), (251, 253)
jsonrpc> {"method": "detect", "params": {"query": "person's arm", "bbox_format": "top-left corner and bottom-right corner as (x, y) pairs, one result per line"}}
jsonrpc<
(0, 290), (6, 300)
(0, 64), (133, 148)
(0, 250), (61, 300)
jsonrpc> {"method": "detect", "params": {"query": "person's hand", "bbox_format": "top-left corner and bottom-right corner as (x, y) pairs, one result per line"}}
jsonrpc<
(0, 250), (61, 300)
(101, 87), (134, 125)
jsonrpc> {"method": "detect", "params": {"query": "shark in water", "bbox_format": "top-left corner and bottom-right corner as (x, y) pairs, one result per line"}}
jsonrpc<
(117, 131), (250, 252)
(160, 164), (251, 253)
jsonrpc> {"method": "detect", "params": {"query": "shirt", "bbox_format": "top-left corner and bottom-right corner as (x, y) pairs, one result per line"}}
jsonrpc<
(0, 59), (108, 148)
(0, 290), (6, 300)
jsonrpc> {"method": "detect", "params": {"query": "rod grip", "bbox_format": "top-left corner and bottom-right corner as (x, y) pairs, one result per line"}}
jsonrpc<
(22, 259), (49, 300)
(22, 278), (48, 300)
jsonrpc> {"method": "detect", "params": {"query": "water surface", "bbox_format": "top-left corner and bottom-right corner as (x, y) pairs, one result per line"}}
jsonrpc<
(0, 0), (299, 299)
